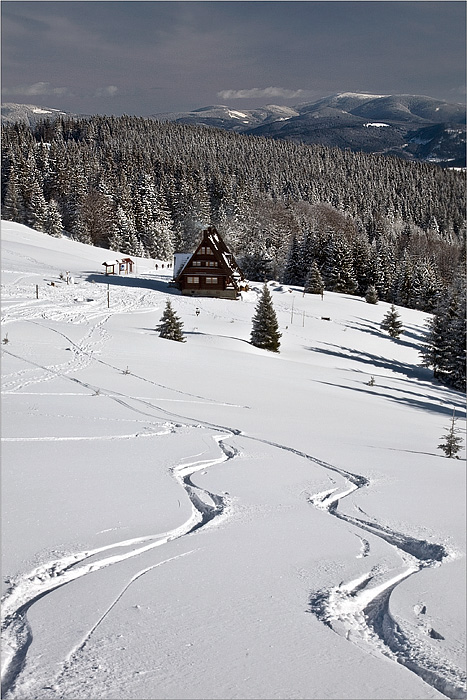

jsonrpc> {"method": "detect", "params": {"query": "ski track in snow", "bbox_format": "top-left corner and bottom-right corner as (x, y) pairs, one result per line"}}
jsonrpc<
(5, 397), (463, 699)
(2, 317), (248, 408)
(1, 426), (236, 698)
(204, 429), (466, 700)
(2, 306), (244, 697)
(306, 475), (466, 699)
(2, 275), (465, 699)
(1, 317), (111, 393)
(50, 549), (199, 694)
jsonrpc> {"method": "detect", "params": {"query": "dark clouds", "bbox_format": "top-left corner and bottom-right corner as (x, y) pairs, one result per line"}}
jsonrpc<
(2, 1), (465, 115)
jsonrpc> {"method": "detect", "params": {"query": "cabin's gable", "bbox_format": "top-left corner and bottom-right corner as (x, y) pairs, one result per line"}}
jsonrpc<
(173, 226), (245, 299)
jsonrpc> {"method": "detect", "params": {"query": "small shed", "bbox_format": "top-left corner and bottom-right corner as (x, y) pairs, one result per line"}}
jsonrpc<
(102, 258), (134, 275)
(173, 226), (245, 299)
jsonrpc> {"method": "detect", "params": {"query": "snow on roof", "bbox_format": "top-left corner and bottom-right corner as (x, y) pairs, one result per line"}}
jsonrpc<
(364, 123), (390, 128)
(221, 252), (232, 267)
(102, 260), (120, 266)
(173, 253), (192, 277)
(208, 229), (220, 243)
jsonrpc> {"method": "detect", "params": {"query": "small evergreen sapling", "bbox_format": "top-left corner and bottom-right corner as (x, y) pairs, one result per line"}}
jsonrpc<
(250, 284), (281, 352)
(438, 411), (464, 458)
(156, 299), (186, 342)
(381, 304), (403, 338)
(365, 285), (378, 304)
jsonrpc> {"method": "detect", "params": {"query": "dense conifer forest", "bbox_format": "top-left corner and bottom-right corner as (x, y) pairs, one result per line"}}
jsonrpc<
(2, 115), (465, 389)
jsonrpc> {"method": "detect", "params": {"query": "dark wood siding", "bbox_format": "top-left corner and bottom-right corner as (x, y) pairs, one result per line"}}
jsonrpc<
(174, 226), (245, 299)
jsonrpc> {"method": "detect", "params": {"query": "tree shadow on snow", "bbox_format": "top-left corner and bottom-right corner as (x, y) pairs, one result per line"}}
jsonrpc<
(85, 273), (179, 294)
(367, 379), (465, 414)
(308, 342), (432, 381)
(139, 329), (252, 346)
(315, 379), (465, 418)
(183, 330), (253, 346)
(352, 318), (427, 350)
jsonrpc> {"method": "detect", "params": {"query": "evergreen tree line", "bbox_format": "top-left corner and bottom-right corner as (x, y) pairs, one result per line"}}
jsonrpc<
(279, 206), (464, 314)
(1, 115), (465, 390)
(2, 115), (465, 260)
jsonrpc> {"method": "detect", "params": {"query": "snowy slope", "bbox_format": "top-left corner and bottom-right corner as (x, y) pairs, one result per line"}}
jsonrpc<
(1, 222), (465, 700)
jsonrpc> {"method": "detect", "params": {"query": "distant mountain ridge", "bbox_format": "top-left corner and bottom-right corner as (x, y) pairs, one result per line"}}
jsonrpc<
(150, 93), (466, 167)
(2, 93), (465, 166)
(1, 102), (86, 126)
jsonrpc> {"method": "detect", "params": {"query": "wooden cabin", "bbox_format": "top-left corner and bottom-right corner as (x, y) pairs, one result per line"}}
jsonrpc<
(173, 226), (245, 299)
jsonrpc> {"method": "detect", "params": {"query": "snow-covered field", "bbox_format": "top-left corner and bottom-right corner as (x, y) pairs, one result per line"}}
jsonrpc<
(1, 221), (465, 700)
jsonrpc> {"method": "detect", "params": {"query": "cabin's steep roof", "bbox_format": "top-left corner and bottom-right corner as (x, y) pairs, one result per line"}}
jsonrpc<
(174, 226), (244, 282)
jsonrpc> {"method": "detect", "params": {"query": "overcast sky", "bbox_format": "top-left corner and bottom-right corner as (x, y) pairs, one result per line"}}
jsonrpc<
(2, 1), (465, 116)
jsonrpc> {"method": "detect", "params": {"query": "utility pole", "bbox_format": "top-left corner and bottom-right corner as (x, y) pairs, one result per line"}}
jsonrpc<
(35, 285), (39, 299)
(107, 284), (110, 308)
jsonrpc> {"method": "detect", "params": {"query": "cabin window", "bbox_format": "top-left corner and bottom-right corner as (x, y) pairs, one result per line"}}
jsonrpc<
(199, 246), (213, 255)
(187, 276), (199, 284)
(192, 260), (217, 267)
(205, 277), (218, 284)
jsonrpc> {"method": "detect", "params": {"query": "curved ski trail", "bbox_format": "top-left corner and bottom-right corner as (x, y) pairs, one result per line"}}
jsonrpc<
(307, 473), (466, 699)
(1, 431), (236, 698)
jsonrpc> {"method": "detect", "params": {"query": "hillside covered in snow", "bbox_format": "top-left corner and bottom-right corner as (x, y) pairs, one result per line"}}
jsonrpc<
(1, 222), (466, 700)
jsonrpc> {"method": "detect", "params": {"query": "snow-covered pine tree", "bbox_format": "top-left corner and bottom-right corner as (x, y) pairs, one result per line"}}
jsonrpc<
(63, 169), (88, 239)
(2, 164), (24, 223)
(188, 174), (212, 230)
(43, 199), (63, 237)
(444, 309), (466, 392)
(304, 261), (324, 295)
(365, 284), (378, 304)
(421, 280), (466, 390)
(374, 240), (396, 302)
(283, 235), (304, 286)
(240, 251), (276, 282)
(151, 187), (175, 260)
(438, 411), (464, 458)
(352, 233), (373, 295)
(107, 225), (123, 252)
(322, 233), (358, 294)
(169, 175), (192, 251)
(25, 178), (48, 232)
(394, 252), (416, 308)
(111, 205), (144, 257)
(156, 300), (186, 342)
(69, 210), (92, 244)
(381, 304), (403, 338)
(134, 176), (175, 260)
(412, 259), (443, 312)
(250, 284), (281, 352)
(299, 231), (320, 279)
